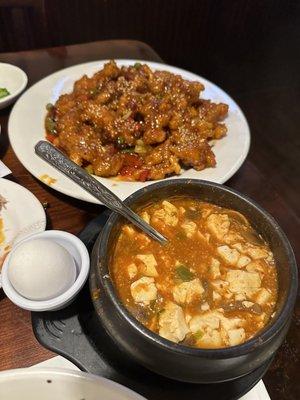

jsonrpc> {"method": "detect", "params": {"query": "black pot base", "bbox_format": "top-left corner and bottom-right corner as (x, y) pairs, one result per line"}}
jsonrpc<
(32, 213), (272, 400)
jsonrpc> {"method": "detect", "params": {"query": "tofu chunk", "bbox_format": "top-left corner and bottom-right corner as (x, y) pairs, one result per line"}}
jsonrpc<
(122, 225), (135, 236)
(181, 220), (197, 238)
(173, 278), (204, 304)
(198, 330), (223, 348)
(246, 246), (269, 260)
(213, 291), (221, 301)
(235, 293), (246, 301)
(141, 211), (150, 224)
(130, 277), (157, 305)
(127, 263), (137, 279)
(255, 288), (271, 305)
(152, 201), (179, 227)
(136, 254), (158, 277)
(201, 302), (210, 311)
(197, 230), (210, 243)
(246, 261), (265, 274)
(179, 206), (186, 216)
(159, 301), (189, 343)
(242, 301), (255, 308)
(237, 255), (251, 268)
(136, 233), (151, 248)
(227, 328), (245, 346)
(210, 258), (221, 279)
(189, 311), (222, 333)
(224, 232), (243, 244)
(226, 269), (261, 296)
(211, 279), (229, 292)
(217, 245), (240, 265)
(220, 315), (244, 330)
(207, 213), (230, 240)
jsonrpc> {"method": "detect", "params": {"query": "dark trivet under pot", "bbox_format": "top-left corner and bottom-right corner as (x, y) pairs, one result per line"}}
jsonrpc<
(32, 212), (273, 400)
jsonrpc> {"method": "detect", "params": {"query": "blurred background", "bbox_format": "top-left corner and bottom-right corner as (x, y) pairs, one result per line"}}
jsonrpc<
(0, 0), (299, 94)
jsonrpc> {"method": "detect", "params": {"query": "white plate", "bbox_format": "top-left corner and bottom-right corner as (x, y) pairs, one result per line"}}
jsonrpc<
(0, 178), (46, 284)
(8, 60), (250, 204)
(0, 368), (146, 400)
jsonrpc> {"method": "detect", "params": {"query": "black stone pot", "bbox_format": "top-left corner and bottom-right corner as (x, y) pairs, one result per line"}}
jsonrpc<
(91, 179), (297, 384)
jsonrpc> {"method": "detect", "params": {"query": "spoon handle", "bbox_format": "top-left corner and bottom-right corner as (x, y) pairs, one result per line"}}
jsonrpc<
(35, 141), (167, 245)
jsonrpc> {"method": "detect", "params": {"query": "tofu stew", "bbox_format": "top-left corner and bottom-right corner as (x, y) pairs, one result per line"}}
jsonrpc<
(111, 198), (278, 349)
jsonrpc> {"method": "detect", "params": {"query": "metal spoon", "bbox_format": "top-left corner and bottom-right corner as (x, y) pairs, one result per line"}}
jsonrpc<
(35, 141), (168, 245)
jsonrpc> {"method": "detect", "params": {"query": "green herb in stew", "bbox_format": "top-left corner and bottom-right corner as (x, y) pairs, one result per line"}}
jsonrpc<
(175, 265), (195, 281)
(194, 330), (204, 340)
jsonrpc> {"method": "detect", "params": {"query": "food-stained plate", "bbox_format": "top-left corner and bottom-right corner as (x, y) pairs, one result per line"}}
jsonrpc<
(8, 60), (250, 204)
(0, 178), (46, 286)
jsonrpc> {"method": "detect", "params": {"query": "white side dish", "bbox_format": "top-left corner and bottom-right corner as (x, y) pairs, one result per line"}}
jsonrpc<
(1, 230), (90, 311)
(8, 239), (76, 301)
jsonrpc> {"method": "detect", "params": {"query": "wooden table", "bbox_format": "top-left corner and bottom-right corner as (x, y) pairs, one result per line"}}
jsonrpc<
(0, 40), (299, 399)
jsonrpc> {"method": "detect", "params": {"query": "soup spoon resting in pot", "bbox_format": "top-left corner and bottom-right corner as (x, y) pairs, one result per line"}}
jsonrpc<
(35, 140), (167, 245)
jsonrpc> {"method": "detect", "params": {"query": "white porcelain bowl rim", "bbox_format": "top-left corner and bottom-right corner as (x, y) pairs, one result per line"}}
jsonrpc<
(0, 63), (28, 104)
(1, 230), (90, 311)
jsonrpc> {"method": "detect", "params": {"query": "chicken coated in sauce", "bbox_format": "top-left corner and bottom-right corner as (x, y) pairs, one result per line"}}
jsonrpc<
(45, 61), (228, 181)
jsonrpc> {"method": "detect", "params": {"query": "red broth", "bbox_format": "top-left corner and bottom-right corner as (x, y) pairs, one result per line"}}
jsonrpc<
(111, 198), (278, 349)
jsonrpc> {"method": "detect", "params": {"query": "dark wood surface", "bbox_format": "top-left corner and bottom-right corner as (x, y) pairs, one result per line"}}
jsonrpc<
(0, 40), (299, 399)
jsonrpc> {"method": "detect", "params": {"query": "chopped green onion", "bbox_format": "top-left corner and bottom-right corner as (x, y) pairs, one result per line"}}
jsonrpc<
(0, 88), (10, 99)
(121, 148), (134, 153)
(122, 110), (132, 120)
(45, 116), (57, 135)
(175, 265), (195, 281)
(194, 330), (204, 340)
(90, 87), (100, 96)
(134, 139), (150, 154)
(133, 62), (142, 69)
(117, 136), (125, 147)
(85, 165), (94, 174)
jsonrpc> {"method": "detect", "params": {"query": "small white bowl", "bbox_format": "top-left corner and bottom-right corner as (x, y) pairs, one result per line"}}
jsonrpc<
(1, 230), (90, 311)
(0, 63), (28, 109)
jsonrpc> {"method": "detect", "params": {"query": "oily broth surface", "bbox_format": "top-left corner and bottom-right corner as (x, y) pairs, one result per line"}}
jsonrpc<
(111, 198), (278, 349)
